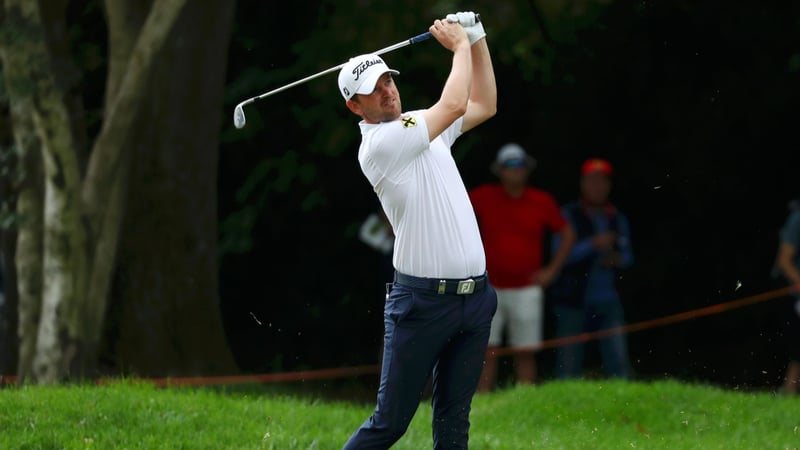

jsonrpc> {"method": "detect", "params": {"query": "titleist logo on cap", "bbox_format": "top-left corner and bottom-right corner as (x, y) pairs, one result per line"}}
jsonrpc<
(352, 58), (385, 81)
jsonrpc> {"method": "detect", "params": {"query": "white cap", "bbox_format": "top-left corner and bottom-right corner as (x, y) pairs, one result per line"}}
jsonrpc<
(496, 143), (527, 163)
(491, 143), (537, 173)
(337, 53), (399, 101)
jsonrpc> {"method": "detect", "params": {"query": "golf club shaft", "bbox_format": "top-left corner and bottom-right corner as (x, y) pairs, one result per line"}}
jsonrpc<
(241, 31), (432, 109)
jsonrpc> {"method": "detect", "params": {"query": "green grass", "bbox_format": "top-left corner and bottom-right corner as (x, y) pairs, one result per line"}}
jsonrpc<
(0, 378), (798, 449)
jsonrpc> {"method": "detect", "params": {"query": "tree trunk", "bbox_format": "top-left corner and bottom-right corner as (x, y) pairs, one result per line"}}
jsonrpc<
(11, 140), (42, 383)
(111, 0), (239, 376)
(4, 107), (41, 382)
(6, 0), (89, 384)
(81, 1), (191, 373)
(3, 0), (236, 382)
(3, 0), (193, 383)
(0, 62), (20, 377)
(0, 229), (19, 376)
(3, 0), (92, 382)
(1, 2), (68, 384)
(33, 95), (87, 384)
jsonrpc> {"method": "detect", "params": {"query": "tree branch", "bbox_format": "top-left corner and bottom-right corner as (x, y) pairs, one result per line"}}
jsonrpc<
(82, 0), (187, 238)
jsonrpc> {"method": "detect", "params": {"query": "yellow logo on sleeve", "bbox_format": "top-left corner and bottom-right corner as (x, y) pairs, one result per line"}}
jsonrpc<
(402, 117), (417, 128)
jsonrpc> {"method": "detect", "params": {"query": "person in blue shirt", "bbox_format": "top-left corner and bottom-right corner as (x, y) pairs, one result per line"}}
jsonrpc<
(775, 197), (800, 395)
(548, 158), (634, 379)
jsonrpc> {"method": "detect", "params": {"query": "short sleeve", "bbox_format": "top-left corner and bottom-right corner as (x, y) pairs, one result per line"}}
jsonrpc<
(781, 211), (800, 247)
(543, 193), (567, 231)
(359, 112), (430, 184)
(438, 116), (465, 148)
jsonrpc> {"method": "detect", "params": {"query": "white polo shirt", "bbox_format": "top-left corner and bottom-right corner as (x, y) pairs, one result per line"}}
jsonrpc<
(357, 110), (486, 279)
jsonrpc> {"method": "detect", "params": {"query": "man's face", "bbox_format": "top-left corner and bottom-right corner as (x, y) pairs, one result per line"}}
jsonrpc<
(581, 172), (611, 205)
(498, 160), (529, 186)
(348, 73), (401, 123)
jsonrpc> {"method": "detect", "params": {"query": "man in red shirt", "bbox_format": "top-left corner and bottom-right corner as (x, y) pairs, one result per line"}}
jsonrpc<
(470, 143), (575, 391)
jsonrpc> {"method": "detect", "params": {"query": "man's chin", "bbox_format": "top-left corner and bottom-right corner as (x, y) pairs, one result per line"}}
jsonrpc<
(379, 112), (401, 123)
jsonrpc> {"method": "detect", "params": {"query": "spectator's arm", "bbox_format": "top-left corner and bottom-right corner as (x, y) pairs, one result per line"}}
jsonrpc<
(552, 231), (595, 265)
(549, 223), (576, 273)
(615, 213), (635, 270)
(777, 242), (800, 287)
(537, 223), (576, 287)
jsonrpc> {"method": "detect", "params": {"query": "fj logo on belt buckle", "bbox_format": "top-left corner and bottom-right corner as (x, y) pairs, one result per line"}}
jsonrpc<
(457, 279), (475, 294)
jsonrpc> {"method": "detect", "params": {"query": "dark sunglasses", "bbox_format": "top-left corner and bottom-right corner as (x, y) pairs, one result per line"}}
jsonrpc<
(502, 158), (527, 169)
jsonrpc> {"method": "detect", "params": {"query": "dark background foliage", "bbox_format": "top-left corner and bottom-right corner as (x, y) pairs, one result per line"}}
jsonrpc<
(154, 0), (799, 388)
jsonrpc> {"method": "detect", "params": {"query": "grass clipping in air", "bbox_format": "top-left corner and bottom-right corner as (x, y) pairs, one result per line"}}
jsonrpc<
(0, 379), (798, 449)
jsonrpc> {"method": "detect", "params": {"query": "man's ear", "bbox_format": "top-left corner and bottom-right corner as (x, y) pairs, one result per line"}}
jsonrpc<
(346, 98), (362, 116)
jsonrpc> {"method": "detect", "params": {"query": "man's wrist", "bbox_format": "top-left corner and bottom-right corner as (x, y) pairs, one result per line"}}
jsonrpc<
(454, 40), (471, 52)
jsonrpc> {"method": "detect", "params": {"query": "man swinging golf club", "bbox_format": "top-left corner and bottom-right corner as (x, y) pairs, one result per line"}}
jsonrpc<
(338, 11), (498, 449)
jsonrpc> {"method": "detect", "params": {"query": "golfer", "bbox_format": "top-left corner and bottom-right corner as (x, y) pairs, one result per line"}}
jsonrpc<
(338, 12), (497, 449)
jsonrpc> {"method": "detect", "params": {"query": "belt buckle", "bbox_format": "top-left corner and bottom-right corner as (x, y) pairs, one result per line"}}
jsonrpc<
(437, 280), (447, 294)
(456, 279), (475, 295)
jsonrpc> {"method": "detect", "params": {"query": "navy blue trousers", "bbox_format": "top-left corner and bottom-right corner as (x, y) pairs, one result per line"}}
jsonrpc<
(343, 280), (497, 449)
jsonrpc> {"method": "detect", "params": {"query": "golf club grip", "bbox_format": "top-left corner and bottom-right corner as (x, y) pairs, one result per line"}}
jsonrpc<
(409, 14), (482, 45)
(416, 12), (482, 43)
(409, 32), (432, 44)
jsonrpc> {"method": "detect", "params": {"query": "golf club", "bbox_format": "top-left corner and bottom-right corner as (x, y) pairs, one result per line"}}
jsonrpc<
(232, 15), (481, 129)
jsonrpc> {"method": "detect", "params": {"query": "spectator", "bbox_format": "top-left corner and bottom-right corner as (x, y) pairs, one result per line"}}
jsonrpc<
(470, 143), (575, 391)
(549, 158), (634, 379)
(774, 197), (800, 395)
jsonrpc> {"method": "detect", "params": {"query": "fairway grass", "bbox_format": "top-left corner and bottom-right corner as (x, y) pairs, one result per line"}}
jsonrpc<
(0, 378), (798, 449)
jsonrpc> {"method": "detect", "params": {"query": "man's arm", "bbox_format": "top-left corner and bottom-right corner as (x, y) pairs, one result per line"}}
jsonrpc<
(461, 37), (497, 132)
(422, 20), (472, 142)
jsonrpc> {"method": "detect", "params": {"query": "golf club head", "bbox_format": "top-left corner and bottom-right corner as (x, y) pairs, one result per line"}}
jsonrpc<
(233, 104), (246, 129)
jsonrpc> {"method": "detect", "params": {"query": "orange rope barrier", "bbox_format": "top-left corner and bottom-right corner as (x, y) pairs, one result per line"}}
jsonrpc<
(491, 285), (796, 357)
(134, 364), (381, 388)
(1, 285), (796, 387)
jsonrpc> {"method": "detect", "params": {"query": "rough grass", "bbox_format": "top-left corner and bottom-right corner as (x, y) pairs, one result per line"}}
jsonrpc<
(0, 378), (798, 449)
